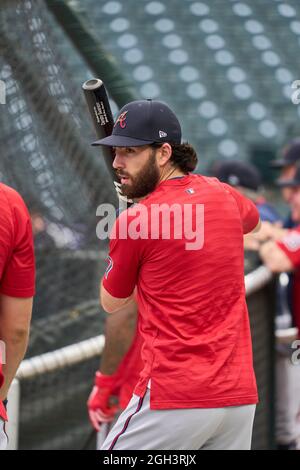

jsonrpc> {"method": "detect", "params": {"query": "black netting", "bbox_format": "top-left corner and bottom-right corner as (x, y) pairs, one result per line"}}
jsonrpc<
(0, 0), (120, 451)
(19, 356), (100, 450)
(0, 0), (117, 354)
(0, 0), (116, 447)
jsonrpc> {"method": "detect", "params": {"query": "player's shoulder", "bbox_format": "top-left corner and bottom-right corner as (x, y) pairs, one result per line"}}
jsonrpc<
(195, 174), (222, 186)
(0, 183), (30, 228)
(0, 183), (27, 207)
(191, 174), (232, 193)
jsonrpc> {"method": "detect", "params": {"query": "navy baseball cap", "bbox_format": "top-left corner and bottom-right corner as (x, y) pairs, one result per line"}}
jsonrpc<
(212, 160), (262, 191)
(271, 139), (300, 168)
(276, 165), (300, 187)
(92, 99), (181, 147)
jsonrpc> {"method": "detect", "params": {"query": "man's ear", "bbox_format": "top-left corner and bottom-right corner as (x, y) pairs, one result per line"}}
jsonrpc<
(157, 143), (172, 167)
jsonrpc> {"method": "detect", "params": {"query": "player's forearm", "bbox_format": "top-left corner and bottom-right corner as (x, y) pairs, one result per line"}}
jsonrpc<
(266, 226), (287, 240)
(100, 301), (138, 376)
(259, 240), (293, 273)
(0, 331), (29, 400)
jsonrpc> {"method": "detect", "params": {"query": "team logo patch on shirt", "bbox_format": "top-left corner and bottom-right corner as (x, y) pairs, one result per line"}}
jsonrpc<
(185, 188), (195, 194)
(282, 231), (300, 252)
(105, 256), (114, 279)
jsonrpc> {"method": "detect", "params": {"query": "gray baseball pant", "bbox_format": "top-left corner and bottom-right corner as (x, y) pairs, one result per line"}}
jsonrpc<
(0, 419), (8, 451)
(101, 388), (256, 450)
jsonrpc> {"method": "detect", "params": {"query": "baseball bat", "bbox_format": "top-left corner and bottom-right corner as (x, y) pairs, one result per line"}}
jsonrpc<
(82, 80), (127, 449)
(82, 78), (130, 206)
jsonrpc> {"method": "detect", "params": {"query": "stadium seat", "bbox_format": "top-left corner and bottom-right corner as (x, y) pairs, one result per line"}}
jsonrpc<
(35, 0), (300, 170)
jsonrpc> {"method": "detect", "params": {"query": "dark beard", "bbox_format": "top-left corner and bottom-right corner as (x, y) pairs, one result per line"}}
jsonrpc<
(121, 150), (160, 199)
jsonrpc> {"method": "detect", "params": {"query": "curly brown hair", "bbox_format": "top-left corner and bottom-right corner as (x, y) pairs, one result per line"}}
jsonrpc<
(151, 142), (198, 174)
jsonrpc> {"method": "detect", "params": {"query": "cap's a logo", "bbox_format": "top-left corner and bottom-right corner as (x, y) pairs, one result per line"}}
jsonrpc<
(159, 130), (167, 138)
(114, 111), (128, 129)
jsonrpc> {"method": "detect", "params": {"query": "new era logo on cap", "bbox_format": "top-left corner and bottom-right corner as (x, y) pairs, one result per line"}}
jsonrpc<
(159, 130), (167, 138)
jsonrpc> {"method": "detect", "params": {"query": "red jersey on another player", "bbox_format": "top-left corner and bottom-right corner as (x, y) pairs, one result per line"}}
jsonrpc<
(276, 226), (300, 335)
(0, 185), (35, 420)
(103, 173), (259, 410)
(114, 328), (144, 409)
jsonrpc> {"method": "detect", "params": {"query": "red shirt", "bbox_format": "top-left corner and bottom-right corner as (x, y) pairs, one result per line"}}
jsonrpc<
(0, 185), (35, 420)
(103, 174), (259, 409)
(277, 226), (300, 335)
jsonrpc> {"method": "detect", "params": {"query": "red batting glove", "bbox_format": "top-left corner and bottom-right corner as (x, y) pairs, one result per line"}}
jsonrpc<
(87, 372), (120, 432)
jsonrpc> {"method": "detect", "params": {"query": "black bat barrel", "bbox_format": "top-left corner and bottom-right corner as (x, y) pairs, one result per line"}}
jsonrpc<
(82, 78), (116, 182)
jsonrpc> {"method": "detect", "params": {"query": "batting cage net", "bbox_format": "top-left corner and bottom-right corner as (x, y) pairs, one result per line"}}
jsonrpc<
(0, 0), (290, 450)
(0, 0), (117, 340)
(0, 0), (117, 448)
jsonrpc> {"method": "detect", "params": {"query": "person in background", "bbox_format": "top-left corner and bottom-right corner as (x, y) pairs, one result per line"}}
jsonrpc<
(212, 157), (300, 449)
(0, 185), (35, 450)
(212, 159), (282, 223)
(253, 139), (300, 242)
(211, 159), (282, 252)
(29, 204), (56, 250)
(24, 196), (84, 250)
(258, 165), (300, 450)
(271, 138), (300, 227)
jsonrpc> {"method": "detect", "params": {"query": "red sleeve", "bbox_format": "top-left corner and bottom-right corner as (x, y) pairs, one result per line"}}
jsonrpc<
(276, 227), (300, 268)
(0, 186), (35, 298)
(220, 183), (260, 234)
(102, 209), (141, 298)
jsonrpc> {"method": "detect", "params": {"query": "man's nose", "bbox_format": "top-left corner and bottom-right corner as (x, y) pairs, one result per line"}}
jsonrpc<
(113, 152), (125, 170)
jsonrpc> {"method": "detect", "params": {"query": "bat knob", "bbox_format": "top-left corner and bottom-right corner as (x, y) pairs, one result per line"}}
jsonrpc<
(82, 78), (103, 90)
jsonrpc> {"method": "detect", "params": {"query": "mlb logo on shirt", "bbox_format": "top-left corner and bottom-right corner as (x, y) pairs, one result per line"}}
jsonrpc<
(186, 188), (195, 194)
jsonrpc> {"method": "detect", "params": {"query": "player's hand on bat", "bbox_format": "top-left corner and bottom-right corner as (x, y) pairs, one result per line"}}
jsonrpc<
(87, 372), (120, 431)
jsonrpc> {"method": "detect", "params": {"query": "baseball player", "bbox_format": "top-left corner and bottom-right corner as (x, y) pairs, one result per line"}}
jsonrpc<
(92, 99), (261, 450)
(212, 160), (282, 223)
(212, 160), (282, 253)
(0, 185), (35, 450)
(213, 157), (300, 449)
(259, 166), (300, 450)
(271, 139), (300, 226)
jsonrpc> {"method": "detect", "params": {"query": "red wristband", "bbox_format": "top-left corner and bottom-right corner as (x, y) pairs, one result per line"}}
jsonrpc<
(94, 371), (118, 388)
